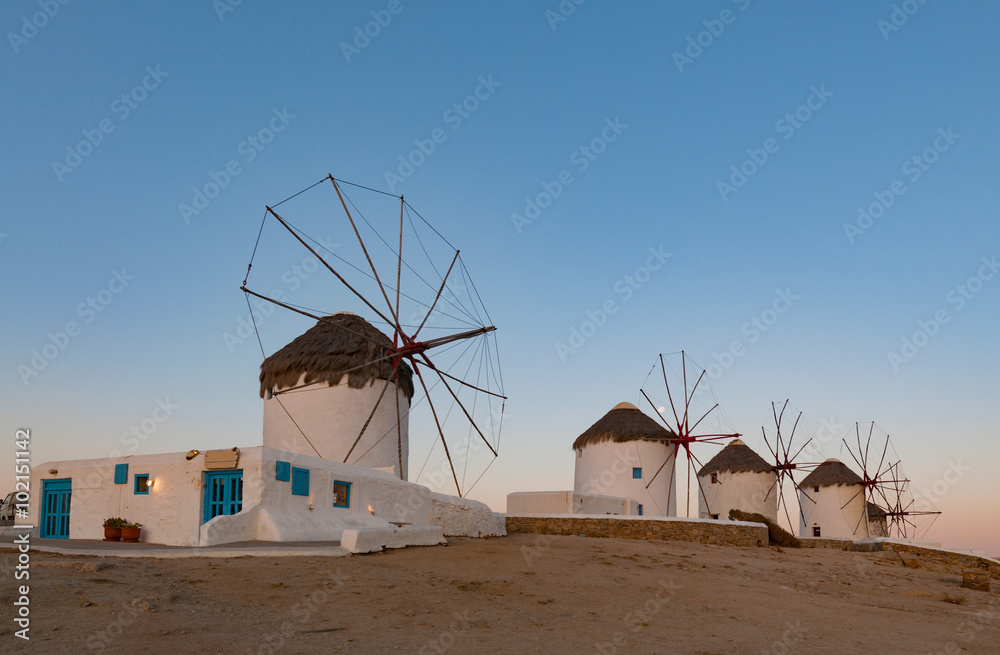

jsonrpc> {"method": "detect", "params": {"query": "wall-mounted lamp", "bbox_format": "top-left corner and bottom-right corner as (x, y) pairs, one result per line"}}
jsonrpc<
(48, 469), (58, 475)
(185, 450), (200, 460)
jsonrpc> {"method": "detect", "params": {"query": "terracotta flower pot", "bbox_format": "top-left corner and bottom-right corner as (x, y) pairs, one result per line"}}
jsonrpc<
(121, 527), (142, 543)
(103, 526), (122, 542)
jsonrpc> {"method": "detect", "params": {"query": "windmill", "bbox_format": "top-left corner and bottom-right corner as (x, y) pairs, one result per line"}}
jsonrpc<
(840, 422), (909, 538)
(879, 461), (942, 538)
(639, 351), (741, 518)
(240, 175), (506, 497)
(760, 399), (822, 534)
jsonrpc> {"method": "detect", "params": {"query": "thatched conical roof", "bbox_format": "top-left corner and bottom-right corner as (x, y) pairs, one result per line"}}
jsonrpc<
(800, 458), (863, 488)
(697, 439), (773, 476)
(866, 501), (887, 519)
(259, 312), (414, 399)
(571, 402), (676, 450)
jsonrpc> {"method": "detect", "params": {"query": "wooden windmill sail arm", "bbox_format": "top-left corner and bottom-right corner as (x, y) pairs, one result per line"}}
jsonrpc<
(413, 250), (460, 340)
(328, 176), (403, 335)
(265, 206), (399, 331)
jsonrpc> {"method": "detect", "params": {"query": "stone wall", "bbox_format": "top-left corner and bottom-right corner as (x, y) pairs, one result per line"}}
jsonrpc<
(874, 541), (1000, 579)
(505, 514), (767, 547)
(798, 537), (855, 550)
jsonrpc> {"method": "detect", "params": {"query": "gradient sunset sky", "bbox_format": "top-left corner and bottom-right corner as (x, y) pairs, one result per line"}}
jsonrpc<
(2, 2), (998, 554)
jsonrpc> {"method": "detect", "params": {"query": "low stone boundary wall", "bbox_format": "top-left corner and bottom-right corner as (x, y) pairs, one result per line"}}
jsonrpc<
(798, 537), (855, 550)
(505, 514), (767, 547)
(872, 541), (1000, 580)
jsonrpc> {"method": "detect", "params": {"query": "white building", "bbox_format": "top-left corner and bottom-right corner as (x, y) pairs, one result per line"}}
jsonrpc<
(25, 314), (502, 548)
(696, 439), (777, 521)
(798, 458), (867, 540)
(260, 312), (412, 479)
(572, 402), (677, 517)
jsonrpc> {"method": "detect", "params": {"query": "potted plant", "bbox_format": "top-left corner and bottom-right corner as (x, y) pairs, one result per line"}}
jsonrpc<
(102, 517), (125, 541)
(120, 522), (142, 543)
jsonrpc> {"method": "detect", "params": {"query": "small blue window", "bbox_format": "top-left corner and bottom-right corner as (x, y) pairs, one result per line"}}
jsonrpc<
(275, 460), (290, 481)
(333, 481), (351, 508)
(638, 504), (643, 516)
(291, 467), (309, 496)
(114, 463), (129, 484)
(632, 467), (642, 479)
(134, 474), (149, 495)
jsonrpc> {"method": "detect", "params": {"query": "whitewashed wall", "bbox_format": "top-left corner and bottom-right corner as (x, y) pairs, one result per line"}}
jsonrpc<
(26, 446), (503, 547)
(263, 375), (410, 479)
(506, 491), (634, 515)
(798, 483), (868, 539)
(573, 440), (675, 516)
(697, 470), (778, 521)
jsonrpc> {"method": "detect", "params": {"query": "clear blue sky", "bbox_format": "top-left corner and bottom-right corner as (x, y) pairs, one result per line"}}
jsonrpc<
(2, 1), (998, 553)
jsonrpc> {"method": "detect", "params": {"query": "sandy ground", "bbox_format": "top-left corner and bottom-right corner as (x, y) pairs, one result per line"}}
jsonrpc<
(2, 535), (998, 654)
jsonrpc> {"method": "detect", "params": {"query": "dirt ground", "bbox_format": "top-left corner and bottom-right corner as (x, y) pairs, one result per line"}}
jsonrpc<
(2, 534), (998, 654)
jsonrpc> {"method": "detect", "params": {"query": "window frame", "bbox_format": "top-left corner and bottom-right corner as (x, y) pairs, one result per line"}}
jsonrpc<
(333, 480), (351, 508)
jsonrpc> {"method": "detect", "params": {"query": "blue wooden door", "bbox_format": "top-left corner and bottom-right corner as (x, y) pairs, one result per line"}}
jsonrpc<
(41, 479), (72, 538)
(203, 470), (243, 523)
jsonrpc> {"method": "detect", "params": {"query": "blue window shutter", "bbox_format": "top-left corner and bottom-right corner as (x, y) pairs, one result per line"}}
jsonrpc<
(275, 461), (290, 481)
(114, 463), (128, 484)
(632, 467), (642, 479)
(291, 467), (309, 496)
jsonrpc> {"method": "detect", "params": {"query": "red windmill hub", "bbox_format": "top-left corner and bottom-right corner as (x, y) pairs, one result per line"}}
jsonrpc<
(640, 351), (740, 517)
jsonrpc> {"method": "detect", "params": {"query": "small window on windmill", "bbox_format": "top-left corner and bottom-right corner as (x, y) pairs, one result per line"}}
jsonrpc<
(813, 526), (821, 537)
(710, 513), (719, 520)
(637, 504), (643, 516)
(632, 467), (642, 479)
(711, 473), (719, 484)
(813, 486), (820, 493)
